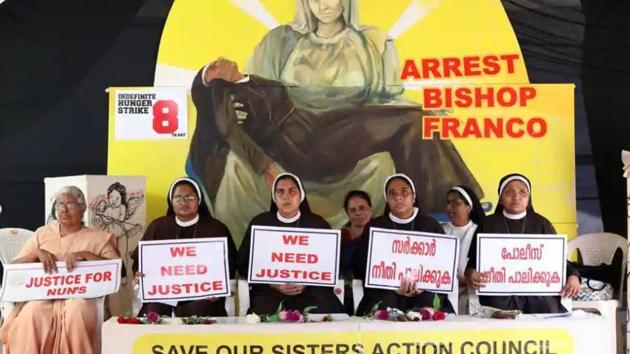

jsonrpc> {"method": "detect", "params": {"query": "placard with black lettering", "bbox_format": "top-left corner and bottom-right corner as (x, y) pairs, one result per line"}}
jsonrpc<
(476, 234), (566, 296)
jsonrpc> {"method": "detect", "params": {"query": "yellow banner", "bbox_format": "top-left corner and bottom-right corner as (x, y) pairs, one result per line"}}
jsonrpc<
(108, 0), (576, 243)
(132, 328), (574, 354)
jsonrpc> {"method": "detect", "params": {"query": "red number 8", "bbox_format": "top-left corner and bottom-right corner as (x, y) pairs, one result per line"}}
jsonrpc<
(152, 100), (179, 134)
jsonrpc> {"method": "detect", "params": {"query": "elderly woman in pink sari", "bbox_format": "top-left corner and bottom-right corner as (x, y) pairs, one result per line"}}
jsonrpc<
(0, 186), (120, 354)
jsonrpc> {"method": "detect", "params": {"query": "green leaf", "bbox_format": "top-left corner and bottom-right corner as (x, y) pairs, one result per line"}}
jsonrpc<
(275, 301), (284, 314)
(267, 314), (280, 322)
(303, 306), (317, 314)
(364, 301), (382, 318)
(432, 294), (441, 310)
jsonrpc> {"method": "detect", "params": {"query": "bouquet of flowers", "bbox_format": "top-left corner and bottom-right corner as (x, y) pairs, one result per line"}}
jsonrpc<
(181, 316), (216, 325)
(368, 294), (447, 322)
(245, 303), (317, 324)
(117, 311), (165, 324)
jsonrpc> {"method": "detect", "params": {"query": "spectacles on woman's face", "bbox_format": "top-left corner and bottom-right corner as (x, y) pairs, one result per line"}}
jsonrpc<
(274, 187), (300, 199)
(347, 205), (370, 214)
(387, 188), (412, 199)
(56, 202), (81, 211)
(172, 194), (198, 204)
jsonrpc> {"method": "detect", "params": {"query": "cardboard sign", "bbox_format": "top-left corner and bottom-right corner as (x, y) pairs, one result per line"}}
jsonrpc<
(0, 259), (122, 302)
(248, 226), (340, 286)
(113, 87), (188, 140)
(365, 227), (458, 293)
(139, 238), (230, 301)
(476, 234), (567, 295)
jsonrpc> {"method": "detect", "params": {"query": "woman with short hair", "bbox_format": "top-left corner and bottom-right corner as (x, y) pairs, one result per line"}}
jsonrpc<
(0, 186), (120, 354)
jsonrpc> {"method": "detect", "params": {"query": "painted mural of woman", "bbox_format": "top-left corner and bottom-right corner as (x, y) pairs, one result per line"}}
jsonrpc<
(188, 0), (483, 242)
(248, 0), (403, 111)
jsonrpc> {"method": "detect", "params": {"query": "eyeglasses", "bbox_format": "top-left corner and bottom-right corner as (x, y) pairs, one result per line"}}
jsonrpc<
(56, 202), (81, 211)
(172, 195), (198, 204)
(274, 188), (300, 199)
(348, 205), (370, 214)
(387, 189), (412, 199)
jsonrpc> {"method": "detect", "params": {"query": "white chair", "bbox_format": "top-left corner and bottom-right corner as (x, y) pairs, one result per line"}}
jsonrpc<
(333, 278), (345, 305)
(237, 279), (250, 316)
(0, 228), (33, 264)
(351, 279), (363, 314)
(568, 232), (627, 301)
(568, 232), (627, 354)
(237, 278), (345, 316)
(0, 228), (34, 321)
(225, 279), (237, 316)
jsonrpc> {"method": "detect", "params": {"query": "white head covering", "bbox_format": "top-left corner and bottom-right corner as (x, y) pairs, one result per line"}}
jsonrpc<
(290, 0), (362, 34)
(498, 175), (531, 197)
(272, 172), (306, 203)
(450, 186), (473, 207)
(168, 177), (202, 205)
(383, 173), (416, 199)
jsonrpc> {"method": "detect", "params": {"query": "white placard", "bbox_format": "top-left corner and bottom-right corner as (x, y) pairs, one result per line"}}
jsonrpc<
(113, 87), (188, 140)
(365, 227), (458, 293)
(0, 259), (122, 302)
(476, 233), (567, 296)
(139, 238), (230, 301)
(248, 226), (340, 287)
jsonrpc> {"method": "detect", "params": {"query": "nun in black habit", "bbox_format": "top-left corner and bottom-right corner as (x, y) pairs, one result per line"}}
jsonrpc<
(465, 173), (580, 313)
(237, 172), (345, 314)
(353, 174), (454, 315)
(131, 177), (238, 317)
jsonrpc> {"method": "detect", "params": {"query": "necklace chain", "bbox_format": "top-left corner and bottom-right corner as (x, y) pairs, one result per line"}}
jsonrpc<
(392, 219), (415, 231)
(176, 223), (198, 240)
(503, 215), (526, 234)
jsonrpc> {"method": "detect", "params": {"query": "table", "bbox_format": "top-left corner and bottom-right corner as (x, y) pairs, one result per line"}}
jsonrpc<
(102, 314), (610, 354)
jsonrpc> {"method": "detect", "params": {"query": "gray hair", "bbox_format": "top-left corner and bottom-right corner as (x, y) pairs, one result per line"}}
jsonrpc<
(55, 186), (87, 208)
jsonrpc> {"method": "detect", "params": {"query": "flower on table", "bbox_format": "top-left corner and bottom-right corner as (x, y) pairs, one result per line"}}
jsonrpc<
(146, 311), (161, 324)
(246, 313), (261, 324)
(279, 310), (304, 323)
(255, 303), (314, 323)
(419, 308), (434, 321)
(432, 310), (446, 321)
(405, 310), (421, 321)
(117, 316), (141, 324)
(116, 311), (165, 325)
(182, 316), (216, 325)
(365, 297), (447, 322)
(374, 309), (390, 321)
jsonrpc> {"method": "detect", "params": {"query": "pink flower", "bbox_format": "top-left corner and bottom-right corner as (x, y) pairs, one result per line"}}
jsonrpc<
(419, 308), (434, 320)
(432, 310), (446, 321)
(286, 310), (304, 322)
(278, 310), (289, 321)
(146, 311), (160, 324)
(374, 309), (389, 320)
